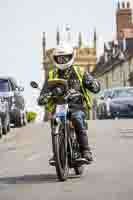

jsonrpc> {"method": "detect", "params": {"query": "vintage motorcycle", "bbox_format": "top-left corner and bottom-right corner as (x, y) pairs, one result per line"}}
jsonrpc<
(30, 79), (86, 181)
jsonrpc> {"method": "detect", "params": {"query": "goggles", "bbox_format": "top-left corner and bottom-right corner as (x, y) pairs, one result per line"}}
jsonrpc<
(54, 54), (73, 65)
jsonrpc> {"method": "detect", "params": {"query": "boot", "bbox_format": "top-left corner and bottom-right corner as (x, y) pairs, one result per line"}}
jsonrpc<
(76, 130), (93, 164)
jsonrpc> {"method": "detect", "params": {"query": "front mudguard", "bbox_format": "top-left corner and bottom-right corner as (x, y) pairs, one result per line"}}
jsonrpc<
(51, 117), (62, 136)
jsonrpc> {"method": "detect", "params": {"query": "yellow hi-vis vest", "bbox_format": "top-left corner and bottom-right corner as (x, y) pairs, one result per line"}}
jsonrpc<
(47, 65), (92, 112)
(48, 65), (58, 80)
(73, 66), (92, 110)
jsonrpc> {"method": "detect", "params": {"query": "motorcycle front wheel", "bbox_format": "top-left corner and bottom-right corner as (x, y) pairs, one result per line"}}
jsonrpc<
(53, 128), (69, 181)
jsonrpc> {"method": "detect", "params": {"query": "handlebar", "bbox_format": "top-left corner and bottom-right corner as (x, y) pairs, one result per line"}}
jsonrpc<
(40, 90), (82, 104)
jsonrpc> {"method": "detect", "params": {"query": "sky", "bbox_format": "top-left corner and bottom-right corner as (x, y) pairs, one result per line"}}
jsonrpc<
(0, 0), (132, 111)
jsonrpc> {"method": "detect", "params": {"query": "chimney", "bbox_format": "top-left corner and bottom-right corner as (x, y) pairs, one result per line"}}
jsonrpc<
(116, 1), (133, 41)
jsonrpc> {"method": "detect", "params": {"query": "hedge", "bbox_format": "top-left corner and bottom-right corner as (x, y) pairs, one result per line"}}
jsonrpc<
(26, 111), (37, 123)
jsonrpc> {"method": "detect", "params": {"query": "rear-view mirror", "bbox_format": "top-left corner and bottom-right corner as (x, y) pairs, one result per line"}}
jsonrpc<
(30, 81), (39, 89)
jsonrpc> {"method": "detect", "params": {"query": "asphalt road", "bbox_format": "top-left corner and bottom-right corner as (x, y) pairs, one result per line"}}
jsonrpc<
(0, 120), (133, 200)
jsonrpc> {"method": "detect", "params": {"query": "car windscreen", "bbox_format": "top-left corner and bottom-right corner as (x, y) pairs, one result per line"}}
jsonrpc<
(114, 88), (133, 98)
(0, 80), (9, 92)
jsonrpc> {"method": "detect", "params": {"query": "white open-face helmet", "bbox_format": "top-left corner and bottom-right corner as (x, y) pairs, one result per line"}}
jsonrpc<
(52, 42), (74, 70)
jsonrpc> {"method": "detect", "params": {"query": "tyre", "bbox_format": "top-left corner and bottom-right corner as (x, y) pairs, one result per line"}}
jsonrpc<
(74, 165), (84, 175)
(96, 112), (102, 120)
(2, 127), (7, 135)
(15, 114), (23, 127)
(100, 105), (107, 119)
(53, 128), (68, 181)
(23, 113), (27, 126)
(6, 114), (10, 132)
(96, 107), (102, 120)
(0, 126), (2, 139)
(1, 117), (8, 135)
(7, 123), (10, 132)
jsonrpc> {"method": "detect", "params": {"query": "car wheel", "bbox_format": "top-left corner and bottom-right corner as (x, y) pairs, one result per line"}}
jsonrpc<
(96, 112), (101, 119)
(23, 113), (27, 126)
(0, 125), (2, 139)
(97, 106), (103, 120)
(96, 107), (100, 119)
(6, 114), (10, 132)
(2, 127), (7, 135)
(2, 117), (8, 135)
(7, 123), (10, 132)
(16, 114), (23, 127)
(101, 105), (107, 119)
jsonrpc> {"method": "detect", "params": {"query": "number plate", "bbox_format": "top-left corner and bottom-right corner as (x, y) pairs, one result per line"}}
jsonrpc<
(55, 105), (67, 117)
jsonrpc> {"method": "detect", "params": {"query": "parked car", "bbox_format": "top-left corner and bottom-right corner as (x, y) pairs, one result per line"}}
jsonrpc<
(0, 97), (10, 135)
(96, 87), (133, 119)
(0, 77), (27, 127)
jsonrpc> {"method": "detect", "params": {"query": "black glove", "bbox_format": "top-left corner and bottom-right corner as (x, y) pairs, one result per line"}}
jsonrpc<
(82, 72), (94, 88)
(82, 72), (100, 94)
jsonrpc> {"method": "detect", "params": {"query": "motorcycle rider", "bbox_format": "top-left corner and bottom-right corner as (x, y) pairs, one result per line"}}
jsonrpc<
(38, 42), (100, 166)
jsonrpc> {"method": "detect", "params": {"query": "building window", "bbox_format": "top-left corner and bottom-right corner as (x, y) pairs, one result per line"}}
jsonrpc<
(112, 69), (119, 81)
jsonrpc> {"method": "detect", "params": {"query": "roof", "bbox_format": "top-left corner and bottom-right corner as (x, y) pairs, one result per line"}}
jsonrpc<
(93, 43), (133, 77)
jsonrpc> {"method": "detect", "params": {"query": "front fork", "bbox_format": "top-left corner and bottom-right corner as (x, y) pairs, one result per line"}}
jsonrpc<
(50, 117), (67, 155)
(50, 117), (62, 135)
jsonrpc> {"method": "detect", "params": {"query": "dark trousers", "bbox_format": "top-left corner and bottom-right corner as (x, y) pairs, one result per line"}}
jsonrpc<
(71, 110), (90, 153)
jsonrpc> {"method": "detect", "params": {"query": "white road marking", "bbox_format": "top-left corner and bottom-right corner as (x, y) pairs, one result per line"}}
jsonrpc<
(27, 152), (45, 161)
(0, 169), (9, 175)
(120, 128), (133, 137)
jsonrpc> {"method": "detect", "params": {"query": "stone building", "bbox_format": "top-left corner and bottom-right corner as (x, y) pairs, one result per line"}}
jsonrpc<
(42, 30), (97, 81)
(93, 1), (133, 89)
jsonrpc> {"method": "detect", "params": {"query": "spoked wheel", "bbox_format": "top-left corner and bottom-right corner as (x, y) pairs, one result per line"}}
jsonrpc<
(53, 131), (69, 181)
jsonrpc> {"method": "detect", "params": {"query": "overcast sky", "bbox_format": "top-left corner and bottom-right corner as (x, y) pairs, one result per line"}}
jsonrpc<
(0, 0), (132, 109)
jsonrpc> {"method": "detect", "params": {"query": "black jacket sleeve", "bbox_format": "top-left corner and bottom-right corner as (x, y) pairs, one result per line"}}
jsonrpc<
(82, 72), (100, 94)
